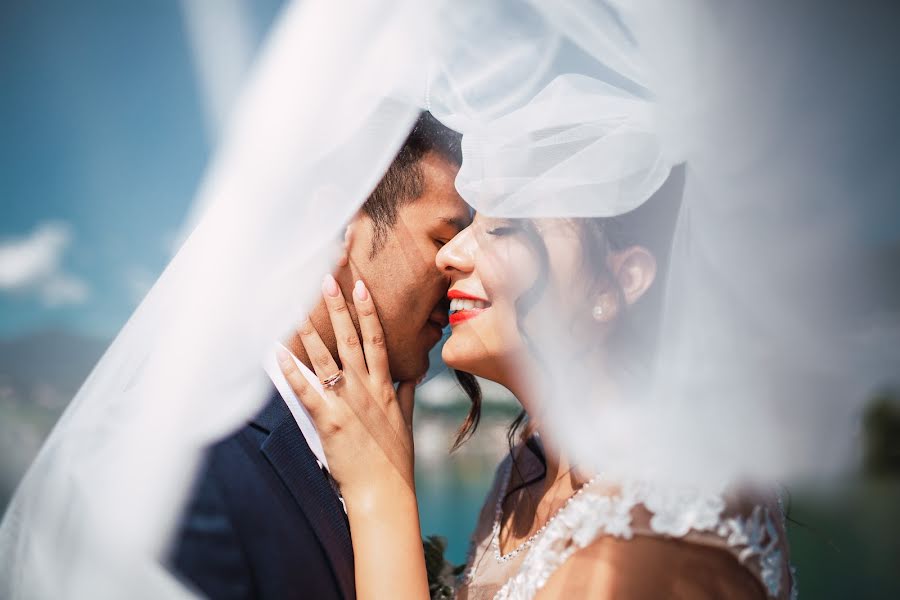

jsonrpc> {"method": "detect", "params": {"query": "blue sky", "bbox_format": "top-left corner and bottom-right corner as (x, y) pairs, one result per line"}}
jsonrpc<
(0, 1), (282, 339)
(2, 1), (898, 341)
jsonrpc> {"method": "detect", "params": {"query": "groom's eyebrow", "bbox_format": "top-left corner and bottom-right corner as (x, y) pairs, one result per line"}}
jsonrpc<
(438, 216), (468, 233)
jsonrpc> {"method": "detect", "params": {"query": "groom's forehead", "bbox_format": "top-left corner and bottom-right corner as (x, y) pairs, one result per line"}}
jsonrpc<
(389, 151), (472, 237)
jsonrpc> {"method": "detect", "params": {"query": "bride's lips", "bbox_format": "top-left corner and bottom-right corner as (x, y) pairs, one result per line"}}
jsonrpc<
(448, 289), (491, 326)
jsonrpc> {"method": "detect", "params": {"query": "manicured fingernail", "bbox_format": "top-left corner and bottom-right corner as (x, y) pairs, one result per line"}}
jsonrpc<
(353, 279), (368, 301)
(322, 273), (339, 297)
(276, 347), (291, 363)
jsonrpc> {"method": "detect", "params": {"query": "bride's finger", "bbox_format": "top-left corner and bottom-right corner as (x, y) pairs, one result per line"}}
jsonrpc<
(351, 279), (390, 386)
(277, 346), (325, 419)
(296, 316), (342, 387)
(321, 274), (366, 378)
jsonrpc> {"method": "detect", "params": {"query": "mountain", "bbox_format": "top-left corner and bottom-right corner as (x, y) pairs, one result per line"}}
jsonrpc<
(0, 329), (109, 409)
(0, 329), (109, 512)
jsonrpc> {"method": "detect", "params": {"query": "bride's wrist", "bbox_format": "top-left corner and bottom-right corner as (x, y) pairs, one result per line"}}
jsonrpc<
(342, 479), (418, 517)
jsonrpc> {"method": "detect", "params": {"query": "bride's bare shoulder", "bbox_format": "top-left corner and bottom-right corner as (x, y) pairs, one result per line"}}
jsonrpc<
(536, 534), (767, 600)
(531, 484), (794, 600)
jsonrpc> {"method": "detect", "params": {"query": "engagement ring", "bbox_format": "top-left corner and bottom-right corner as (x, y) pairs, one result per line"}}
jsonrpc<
(321, 370), (344, 388)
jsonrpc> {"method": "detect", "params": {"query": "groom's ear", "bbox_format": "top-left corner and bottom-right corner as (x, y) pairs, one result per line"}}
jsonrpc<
(335, 224), (354, 268)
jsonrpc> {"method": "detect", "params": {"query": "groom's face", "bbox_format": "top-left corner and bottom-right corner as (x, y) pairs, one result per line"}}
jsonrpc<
(348, 151), (471, 381)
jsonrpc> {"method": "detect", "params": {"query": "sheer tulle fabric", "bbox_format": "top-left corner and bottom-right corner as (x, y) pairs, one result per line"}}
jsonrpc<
(1, 0), (895, 597)
(0, 1), (428, 597)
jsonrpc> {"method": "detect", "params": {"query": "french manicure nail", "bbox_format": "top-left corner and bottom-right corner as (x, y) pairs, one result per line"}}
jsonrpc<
(353, 279), (368, 301)
(276, 347), (291, 363)
(322, 273), (339, 297)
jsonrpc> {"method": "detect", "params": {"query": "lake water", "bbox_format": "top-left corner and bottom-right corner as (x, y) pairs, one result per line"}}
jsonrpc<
(411, 406), (900, 598)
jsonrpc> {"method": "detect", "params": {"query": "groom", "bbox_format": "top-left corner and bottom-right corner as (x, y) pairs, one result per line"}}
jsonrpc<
(170, 113), (471, 600)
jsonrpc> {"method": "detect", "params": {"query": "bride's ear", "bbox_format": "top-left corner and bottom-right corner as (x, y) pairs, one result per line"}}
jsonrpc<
(609, 246), (657, 306)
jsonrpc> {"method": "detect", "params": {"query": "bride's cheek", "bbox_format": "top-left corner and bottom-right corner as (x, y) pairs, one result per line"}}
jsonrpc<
(495, 306), (529, 358)
(482, 243), (539, 298)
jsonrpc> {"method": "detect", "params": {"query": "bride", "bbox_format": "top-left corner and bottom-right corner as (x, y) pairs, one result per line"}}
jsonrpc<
(278, 167), (796, 599)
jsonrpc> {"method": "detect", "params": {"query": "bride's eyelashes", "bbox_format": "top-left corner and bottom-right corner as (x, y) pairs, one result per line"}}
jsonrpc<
(486, 224), (522, 237)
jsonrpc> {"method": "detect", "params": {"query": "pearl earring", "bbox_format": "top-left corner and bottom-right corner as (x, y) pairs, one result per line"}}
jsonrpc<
(592, 305), (604, 321)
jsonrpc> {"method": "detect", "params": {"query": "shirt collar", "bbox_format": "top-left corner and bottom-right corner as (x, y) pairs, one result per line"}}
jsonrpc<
(263, 343), (329, 470)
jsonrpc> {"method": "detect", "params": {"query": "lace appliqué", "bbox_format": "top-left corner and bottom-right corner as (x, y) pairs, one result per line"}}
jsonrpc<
(717, 504), (784, 598)
(491, 462), (599, 564)
(641, 482), (725, 537)
(494, 479), (791, 600)
(493, 484), (640, 600)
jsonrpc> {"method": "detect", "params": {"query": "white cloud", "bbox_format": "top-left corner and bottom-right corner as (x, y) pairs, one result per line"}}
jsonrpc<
(40, 273), (90, 306)
(0, 223), (67, 288)
(0, 222), (90, 306)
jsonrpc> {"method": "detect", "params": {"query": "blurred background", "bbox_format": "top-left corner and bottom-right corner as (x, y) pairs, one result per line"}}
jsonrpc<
(1, 1), (898, 597)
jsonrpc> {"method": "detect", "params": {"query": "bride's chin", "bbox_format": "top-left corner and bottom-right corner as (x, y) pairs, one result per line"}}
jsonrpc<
(441, 337), (482, 376)
(440, 344), (464, 372)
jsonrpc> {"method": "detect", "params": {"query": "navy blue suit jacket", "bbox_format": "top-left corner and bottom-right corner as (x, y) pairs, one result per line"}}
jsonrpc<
(170, 390), (355, 600)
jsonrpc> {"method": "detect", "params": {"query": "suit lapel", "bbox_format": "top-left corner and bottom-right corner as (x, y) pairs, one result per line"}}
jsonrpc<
(255, 392), (355, 600)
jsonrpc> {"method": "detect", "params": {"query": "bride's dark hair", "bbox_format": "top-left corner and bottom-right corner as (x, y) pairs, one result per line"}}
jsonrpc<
(450, 165), (686, 496)
(450, 370), (482, 451)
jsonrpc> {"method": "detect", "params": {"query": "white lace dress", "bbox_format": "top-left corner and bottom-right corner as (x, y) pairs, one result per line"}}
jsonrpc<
(456, 452), (797, 600)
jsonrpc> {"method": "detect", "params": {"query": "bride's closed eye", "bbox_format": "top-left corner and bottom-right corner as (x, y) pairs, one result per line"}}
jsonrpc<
(487, 226), (517, 236)
(485, 220), (523, 237)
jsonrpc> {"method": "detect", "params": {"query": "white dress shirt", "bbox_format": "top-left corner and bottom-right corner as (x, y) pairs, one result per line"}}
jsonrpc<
(263, 343), (329, 470)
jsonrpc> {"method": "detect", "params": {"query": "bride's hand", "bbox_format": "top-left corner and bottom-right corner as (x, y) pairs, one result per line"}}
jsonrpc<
(277, 275), (417, 504)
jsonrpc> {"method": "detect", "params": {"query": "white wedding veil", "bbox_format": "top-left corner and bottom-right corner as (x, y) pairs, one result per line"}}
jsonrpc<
(0, 1), (431, 596)
(430, 0), (895, 487)
(2, 0), (896, 597)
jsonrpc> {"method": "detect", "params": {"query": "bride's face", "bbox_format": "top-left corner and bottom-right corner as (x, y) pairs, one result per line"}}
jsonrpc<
(436, 214), (590, 388)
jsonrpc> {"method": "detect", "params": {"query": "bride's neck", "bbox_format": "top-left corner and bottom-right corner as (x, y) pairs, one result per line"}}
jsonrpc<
(505, 366), (612, 494)
(533, 430), (579, 495)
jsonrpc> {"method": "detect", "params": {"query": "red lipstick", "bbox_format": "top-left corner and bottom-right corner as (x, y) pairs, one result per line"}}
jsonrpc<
(448, 289), (490, 326)
(447, 290), (487, 301)
(449, 311), (483, 326)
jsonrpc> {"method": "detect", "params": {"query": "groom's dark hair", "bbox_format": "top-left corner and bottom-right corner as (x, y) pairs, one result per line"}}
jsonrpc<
(361, 112), (462, 256)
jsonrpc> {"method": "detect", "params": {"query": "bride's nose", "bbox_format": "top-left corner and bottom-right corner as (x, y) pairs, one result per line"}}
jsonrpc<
(436, 226), (475, 277)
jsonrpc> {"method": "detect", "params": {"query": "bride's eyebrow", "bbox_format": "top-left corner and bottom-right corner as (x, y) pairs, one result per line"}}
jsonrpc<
(481, 216), (516, 228)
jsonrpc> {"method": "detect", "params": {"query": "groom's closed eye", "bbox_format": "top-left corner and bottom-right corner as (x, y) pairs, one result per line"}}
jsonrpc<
(431, 216), (468, 248)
